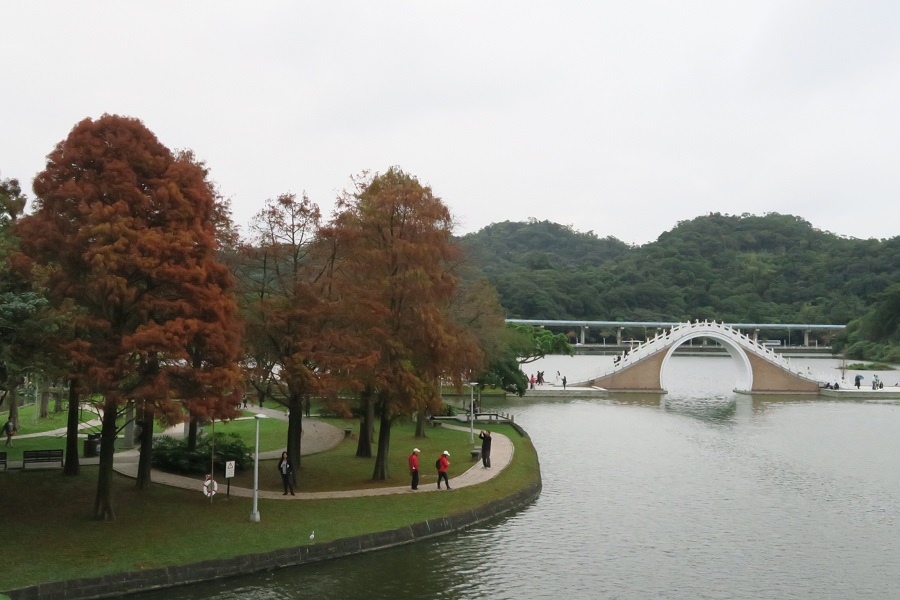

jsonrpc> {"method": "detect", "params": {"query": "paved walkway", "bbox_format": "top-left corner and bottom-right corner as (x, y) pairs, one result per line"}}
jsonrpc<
(10, 405), (514, 498)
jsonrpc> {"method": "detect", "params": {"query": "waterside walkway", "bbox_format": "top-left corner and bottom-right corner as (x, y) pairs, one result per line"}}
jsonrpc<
(8, 405), (514, 497)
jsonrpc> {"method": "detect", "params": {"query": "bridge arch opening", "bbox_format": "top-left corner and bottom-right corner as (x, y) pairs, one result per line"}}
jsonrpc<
(659, 332), (754, 392)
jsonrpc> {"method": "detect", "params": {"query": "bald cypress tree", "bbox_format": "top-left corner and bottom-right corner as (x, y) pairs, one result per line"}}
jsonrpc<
(18, 115), (241, 519)
(325, 168), (482, 480)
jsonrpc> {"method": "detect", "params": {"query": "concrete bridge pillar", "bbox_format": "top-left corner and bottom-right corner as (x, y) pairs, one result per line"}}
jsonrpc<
(580, 326), (587, 345)
(753, 329), (759, 343)
(803, 330), (810, 347)
(617, 327), (624, 345)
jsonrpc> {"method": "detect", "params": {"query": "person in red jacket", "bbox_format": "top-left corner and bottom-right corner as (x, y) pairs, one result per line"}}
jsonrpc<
(437, 450), (451, 490)
(408, 448), (421, 490)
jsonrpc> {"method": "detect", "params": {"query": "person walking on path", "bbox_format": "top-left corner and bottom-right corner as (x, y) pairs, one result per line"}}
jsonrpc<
(562, 375), (567, 390)
(479, 430), (492, 468)
(409, 448), (421, 490)
(278, 451), (295, 495)
(4, 418), (17, 447)
(437, 450), (451, 490)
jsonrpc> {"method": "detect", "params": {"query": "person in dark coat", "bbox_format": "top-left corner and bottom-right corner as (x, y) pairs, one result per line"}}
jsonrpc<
(278, 451), (295, 495)
(3, 418), (17, 447)
(479, 430), (492, 468)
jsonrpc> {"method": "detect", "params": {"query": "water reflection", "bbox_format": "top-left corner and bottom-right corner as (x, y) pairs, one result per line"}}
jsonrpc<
(663, 395), (737, 423)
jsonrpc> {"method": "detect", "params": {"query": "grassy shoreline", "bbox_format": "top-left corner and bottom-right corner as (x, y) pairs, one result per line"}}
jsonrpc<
(0, 422), (540, 593)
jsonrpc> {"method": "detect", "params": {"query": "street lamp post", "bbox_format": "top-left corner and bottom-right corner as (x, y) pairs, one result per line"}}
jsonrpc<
(250, 413), (266, 522)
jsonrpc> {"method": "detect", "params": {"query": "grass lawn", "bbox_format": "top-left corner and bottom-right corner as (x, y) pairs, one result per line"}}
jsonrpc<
(228, 418), (488, 492)
(205, 415), (290, 453)
(0, 435), (68, 461)
(6, 402), (101, 436)
(0, 422), (539, 592)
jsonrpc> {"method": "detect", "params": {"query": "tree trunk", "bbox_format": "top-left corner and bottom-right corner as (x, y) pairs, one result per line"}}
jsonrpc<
(39, 378), (50, 418)
(415, 410), (427, 438)
(186, 417), (199, 451)
(7, 383), (20, 424)
(93, 396), (118, 521)
(53, 385), (64, 414)
(356, 387), (373, 458)
(63, 379), (80, 476)
(372, 407), (392, 480)
(121, 401), (134, 450)
(287, 394), (303, 484)
(136, 413), (154, 489)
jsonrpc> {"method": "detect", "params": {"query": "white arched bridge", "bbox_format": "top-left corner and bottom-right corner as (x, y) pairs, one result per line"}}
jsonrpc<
(575, 320), (821, 394)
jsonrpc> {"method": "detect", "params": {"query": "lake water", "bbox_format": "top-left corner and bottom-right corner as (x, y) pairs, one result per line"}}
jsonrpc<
(141, 355), (900, 599)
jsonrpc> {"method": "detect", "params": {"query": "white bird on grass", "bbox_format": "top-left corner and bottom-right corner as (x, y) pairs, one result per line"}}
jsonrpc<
(309, 531), (315, 541)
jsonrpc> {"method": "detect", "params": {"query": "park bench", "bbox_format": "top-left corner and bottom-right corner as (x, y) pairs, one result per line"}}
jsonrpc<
(22, 449), (64, 469)
(344, 427), (353, 437)
(429, 420), (443, 428)
(470, 447), (482, 461)
(0, 451), (6, 470)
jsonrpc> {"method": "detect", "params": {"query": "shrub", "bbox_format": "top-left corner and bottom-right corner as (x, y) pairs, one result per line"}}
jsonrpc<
(152, 432), (251, 474)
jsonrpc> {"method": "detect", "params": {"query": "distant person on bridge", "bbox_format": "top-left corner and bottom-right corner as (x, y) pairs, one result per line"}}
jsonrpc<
(562, 376), (567, 390)
(855, 374), (863, 389)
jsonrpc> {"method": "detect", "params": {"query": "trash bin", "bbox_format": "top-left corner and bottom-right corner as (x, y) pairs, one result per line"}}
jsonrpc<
(84, 433), (101, 458)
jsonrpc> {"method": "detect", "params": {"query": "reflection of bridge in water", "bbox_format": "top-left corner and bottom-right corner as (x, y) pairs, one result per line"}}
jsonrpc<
(573, 321), (821, 394)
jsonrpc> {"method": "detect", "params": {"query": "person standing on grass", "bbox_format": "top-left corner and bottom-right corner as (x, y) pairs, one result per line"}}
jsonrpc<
(3, 418), (17, 447)
(479, 430), (492, 468)
(437, 450), (451, 490)
(409, 448), (421, 490)
(278, 451), (295, 496)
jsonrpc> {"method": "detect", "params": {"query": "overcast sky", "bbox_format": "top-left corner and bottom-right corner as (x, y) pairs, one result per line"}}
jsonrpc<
(3, 1), (899, 245)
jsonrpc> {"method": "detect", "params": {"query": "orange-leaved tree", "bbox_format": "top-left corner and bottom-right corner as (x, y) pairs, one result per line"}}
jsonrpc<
(17, 115), (241, 519)
(324, 168), (482, 480)
(237, 193), (344, 476)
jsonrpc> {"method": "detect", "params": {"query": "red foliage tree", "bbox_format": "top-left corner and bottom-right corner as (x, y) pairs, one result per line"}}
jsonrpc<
(237, 193), (331, 475)
(324, 168), (483, 480)
(17, 115), (241, 519)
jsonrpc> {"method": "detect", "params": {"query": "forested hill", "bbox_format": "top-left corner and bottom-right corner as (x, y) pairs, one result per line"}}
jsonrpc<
(459, 214), (900, 329)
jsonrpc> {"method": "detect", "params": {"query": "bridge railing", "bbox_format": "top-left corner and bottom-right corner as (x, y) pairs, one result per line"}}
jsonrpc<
(592, 320), (820, 383)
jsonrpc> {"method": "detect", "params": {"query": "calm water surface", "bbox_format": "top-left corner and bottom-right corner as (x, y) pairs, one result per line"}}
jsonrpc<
(142, 356), (900, 599)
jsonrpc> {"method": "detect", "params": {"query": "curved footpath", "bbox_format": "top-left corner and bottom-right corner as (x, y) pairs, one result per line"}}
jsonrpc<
(110, 406), (516, 497)
(4, 408), (538, 600)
